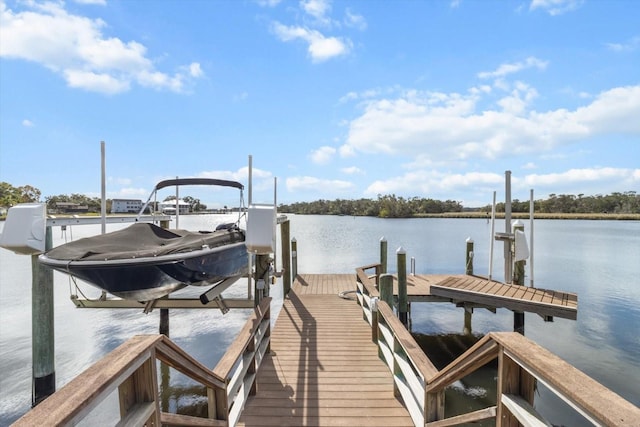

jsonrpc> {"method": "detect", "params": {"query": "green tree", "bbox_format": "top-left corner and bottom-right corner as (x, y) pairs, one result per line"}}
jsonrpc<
(0, 182), (42, 206)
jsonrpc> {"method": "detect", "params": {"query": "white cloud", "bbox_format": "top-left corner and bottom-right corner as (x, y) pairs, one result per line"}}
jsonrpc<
(256, 0), (282, 6)
(233, 91), (249, 102)
(188, 62), (204, 78)
(310, 146), (336, 164)
(344, 8), (366, 30)
(605, 36), (640, 52)
(108, 177), (133, 186)
(341, 166), (363, 175)
(22, 119), (34, 127)
(478, 57), (548, 80)
(364, 170), (503, 199)
(272, 22), (350, 62)
(520, 168), (640, 194)
(529, 0), (583, 16)
(301, 0), (332, 25)
(73, 0), (107, 5)
(0, 2), (202, 94)
(286, 176), (354, 193)
(117, 187), (147, 197)
(342, 84), (640, 163)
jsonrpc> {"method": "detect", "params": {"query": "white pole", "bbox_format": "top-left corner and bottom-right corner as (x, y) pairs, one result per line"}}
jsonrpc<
(529, 189), (535, 287)
(489, 191), (496, 280)
(100, 141), (106, 234)
(175, 176), (179, 229)
(247, 155), (253, 299)
(248, 155), (253, 207)
(504, 170), (512, 283)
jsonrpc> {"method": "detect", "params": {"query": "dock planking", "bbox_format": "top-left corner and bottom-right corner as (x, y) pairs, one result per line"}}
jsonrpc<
(423, 274), (578, 320)
(238, 274), (414, 427)
(238, 272), (578, 426)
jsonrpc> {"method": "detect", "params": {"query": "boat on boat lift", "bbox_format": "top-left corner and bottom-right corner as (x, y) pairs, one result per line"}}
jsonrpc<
(38, 178), (250, 301)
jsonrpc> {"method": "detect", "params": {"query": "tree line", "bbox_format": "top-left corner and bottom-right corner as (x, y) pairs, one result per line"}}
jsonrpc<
(279, 195), (464, 218)
(279, 191), (640, 217)
(0, 182), (207, 213)
(2, 182), (638, 217)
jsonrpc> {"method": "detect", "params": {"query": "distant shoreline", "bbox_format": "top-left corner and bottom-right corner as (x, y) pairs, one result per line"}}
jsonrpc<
(411, 212), (640, 220)
(1, 212), (639, 222)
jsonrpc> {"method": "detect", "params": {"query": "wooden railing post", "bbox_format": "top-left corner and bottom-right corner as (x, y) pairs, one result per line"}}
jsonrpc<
(496, 347), (535, 426)
(425, 389), (445, 422)
(397, 247), (408, 327)
(118, 356), (160, 426)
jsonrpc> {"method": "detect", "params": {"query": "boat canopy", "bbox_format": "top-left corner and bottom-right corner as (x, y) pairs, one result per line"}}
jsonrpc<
(137, 177), (245, 218)
(154, 178), (244, 191)
(43, 222), (245, 262)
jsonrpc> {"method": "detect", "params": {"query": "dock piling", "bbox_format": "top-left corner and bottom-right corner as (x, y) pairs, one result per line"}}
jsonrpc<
(465, 237), (474, 275)
(291, 238), (297, 280)
(32, 226), (55, 406)
(379, 274), (394, 308)
(380, 237), (387, 274)
(513, 221), (526, 335)
(280, 219), (291, 296)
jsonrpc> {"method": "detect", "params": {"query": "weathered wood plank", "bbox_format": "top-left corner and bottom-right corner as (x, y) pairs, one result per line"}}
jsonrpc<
(492, 332), (640, 426)
(161, 411), (227, 426)
(239, 276), (413, 426)
(13, 335), (163, 427)
(426, 406), (497, 427)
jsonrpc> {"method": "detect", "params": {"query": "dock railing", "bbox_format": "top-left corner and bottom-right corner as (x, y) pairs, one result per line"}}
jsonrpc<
(13, 297), (271, 427)
(355, 263), (640, 427)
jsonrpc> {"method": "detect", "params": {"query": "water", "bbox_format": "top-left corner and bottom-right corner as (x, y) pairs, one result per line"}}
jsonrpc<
(1, 214), (639, 425)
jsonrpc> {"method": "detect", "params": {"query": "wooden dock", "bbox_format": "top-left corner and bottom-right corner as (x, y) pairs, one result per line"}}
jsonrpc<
(238, 274), (413, 426)
(12, 271), (639, 426)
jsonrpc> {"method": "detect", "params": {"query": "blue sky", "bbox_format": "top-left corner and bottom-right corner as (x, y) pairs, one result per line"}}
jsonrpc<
(1, 0), (638, 208)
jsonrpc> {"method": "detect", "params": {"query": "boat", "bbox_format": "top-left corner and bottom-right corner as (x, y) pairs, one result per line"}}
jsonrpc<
(38, 178), (249, 301)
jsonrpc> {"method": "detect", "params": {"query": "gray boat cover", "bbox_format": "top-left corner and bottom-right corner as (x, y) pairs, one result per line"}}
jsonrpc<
(44, 223), (245, 261)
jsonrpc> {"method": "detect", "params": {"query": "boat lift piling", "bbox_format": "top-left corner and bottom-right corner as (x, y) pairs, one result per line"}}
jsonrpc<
(31, 226), (55, 406)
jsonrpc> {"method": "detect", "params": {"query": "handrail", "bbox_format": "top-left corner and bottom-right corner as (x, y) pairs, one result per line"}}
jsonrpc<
(13, 297), (272, 427)
(212, 297), (271, 426)
(355, 263), (640, 427)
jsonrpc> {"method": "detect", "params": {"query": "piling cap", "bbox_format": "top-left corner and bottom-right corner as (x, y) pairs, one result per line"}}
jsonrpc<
(380, 236), (386, 242)
(466, 237), (473, 243)
(396, 246), (406, 254)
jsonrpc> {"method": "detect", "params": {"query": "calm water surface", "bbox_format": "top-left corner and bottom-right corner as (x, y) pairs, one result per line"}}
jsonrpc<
(1, 214), (639, 425)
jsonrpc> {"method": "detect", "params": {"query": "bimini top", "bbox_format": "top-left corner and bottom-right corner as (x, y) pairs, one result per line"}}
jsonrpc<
(137, 177), (245, 219)
(153, 178), (244, 191)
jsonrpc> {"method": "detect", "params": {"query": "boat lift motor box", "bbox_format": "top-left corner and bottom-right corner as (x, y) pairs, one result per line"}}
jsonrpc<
(0, 203), (47, 255)
(246, 204), (276, 254)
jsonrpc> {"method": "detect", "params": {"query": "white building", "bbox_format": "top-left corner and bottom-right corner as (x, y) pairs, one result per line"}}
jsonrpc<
(159, 199), (190, 215)
(111, 199), (143, 214)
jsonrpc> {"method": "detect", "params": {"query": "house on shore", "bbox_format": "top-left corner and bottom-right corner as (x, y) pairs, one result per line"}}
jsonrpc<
(159, 199), (190, 215)
(111, 199), (144, 214)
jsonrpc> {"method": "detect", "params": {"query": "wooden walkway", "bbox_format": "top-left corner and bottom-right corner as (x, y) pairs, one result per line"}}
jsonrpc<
(237, 274), (413, 426)
(407, 274), (578, 319)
